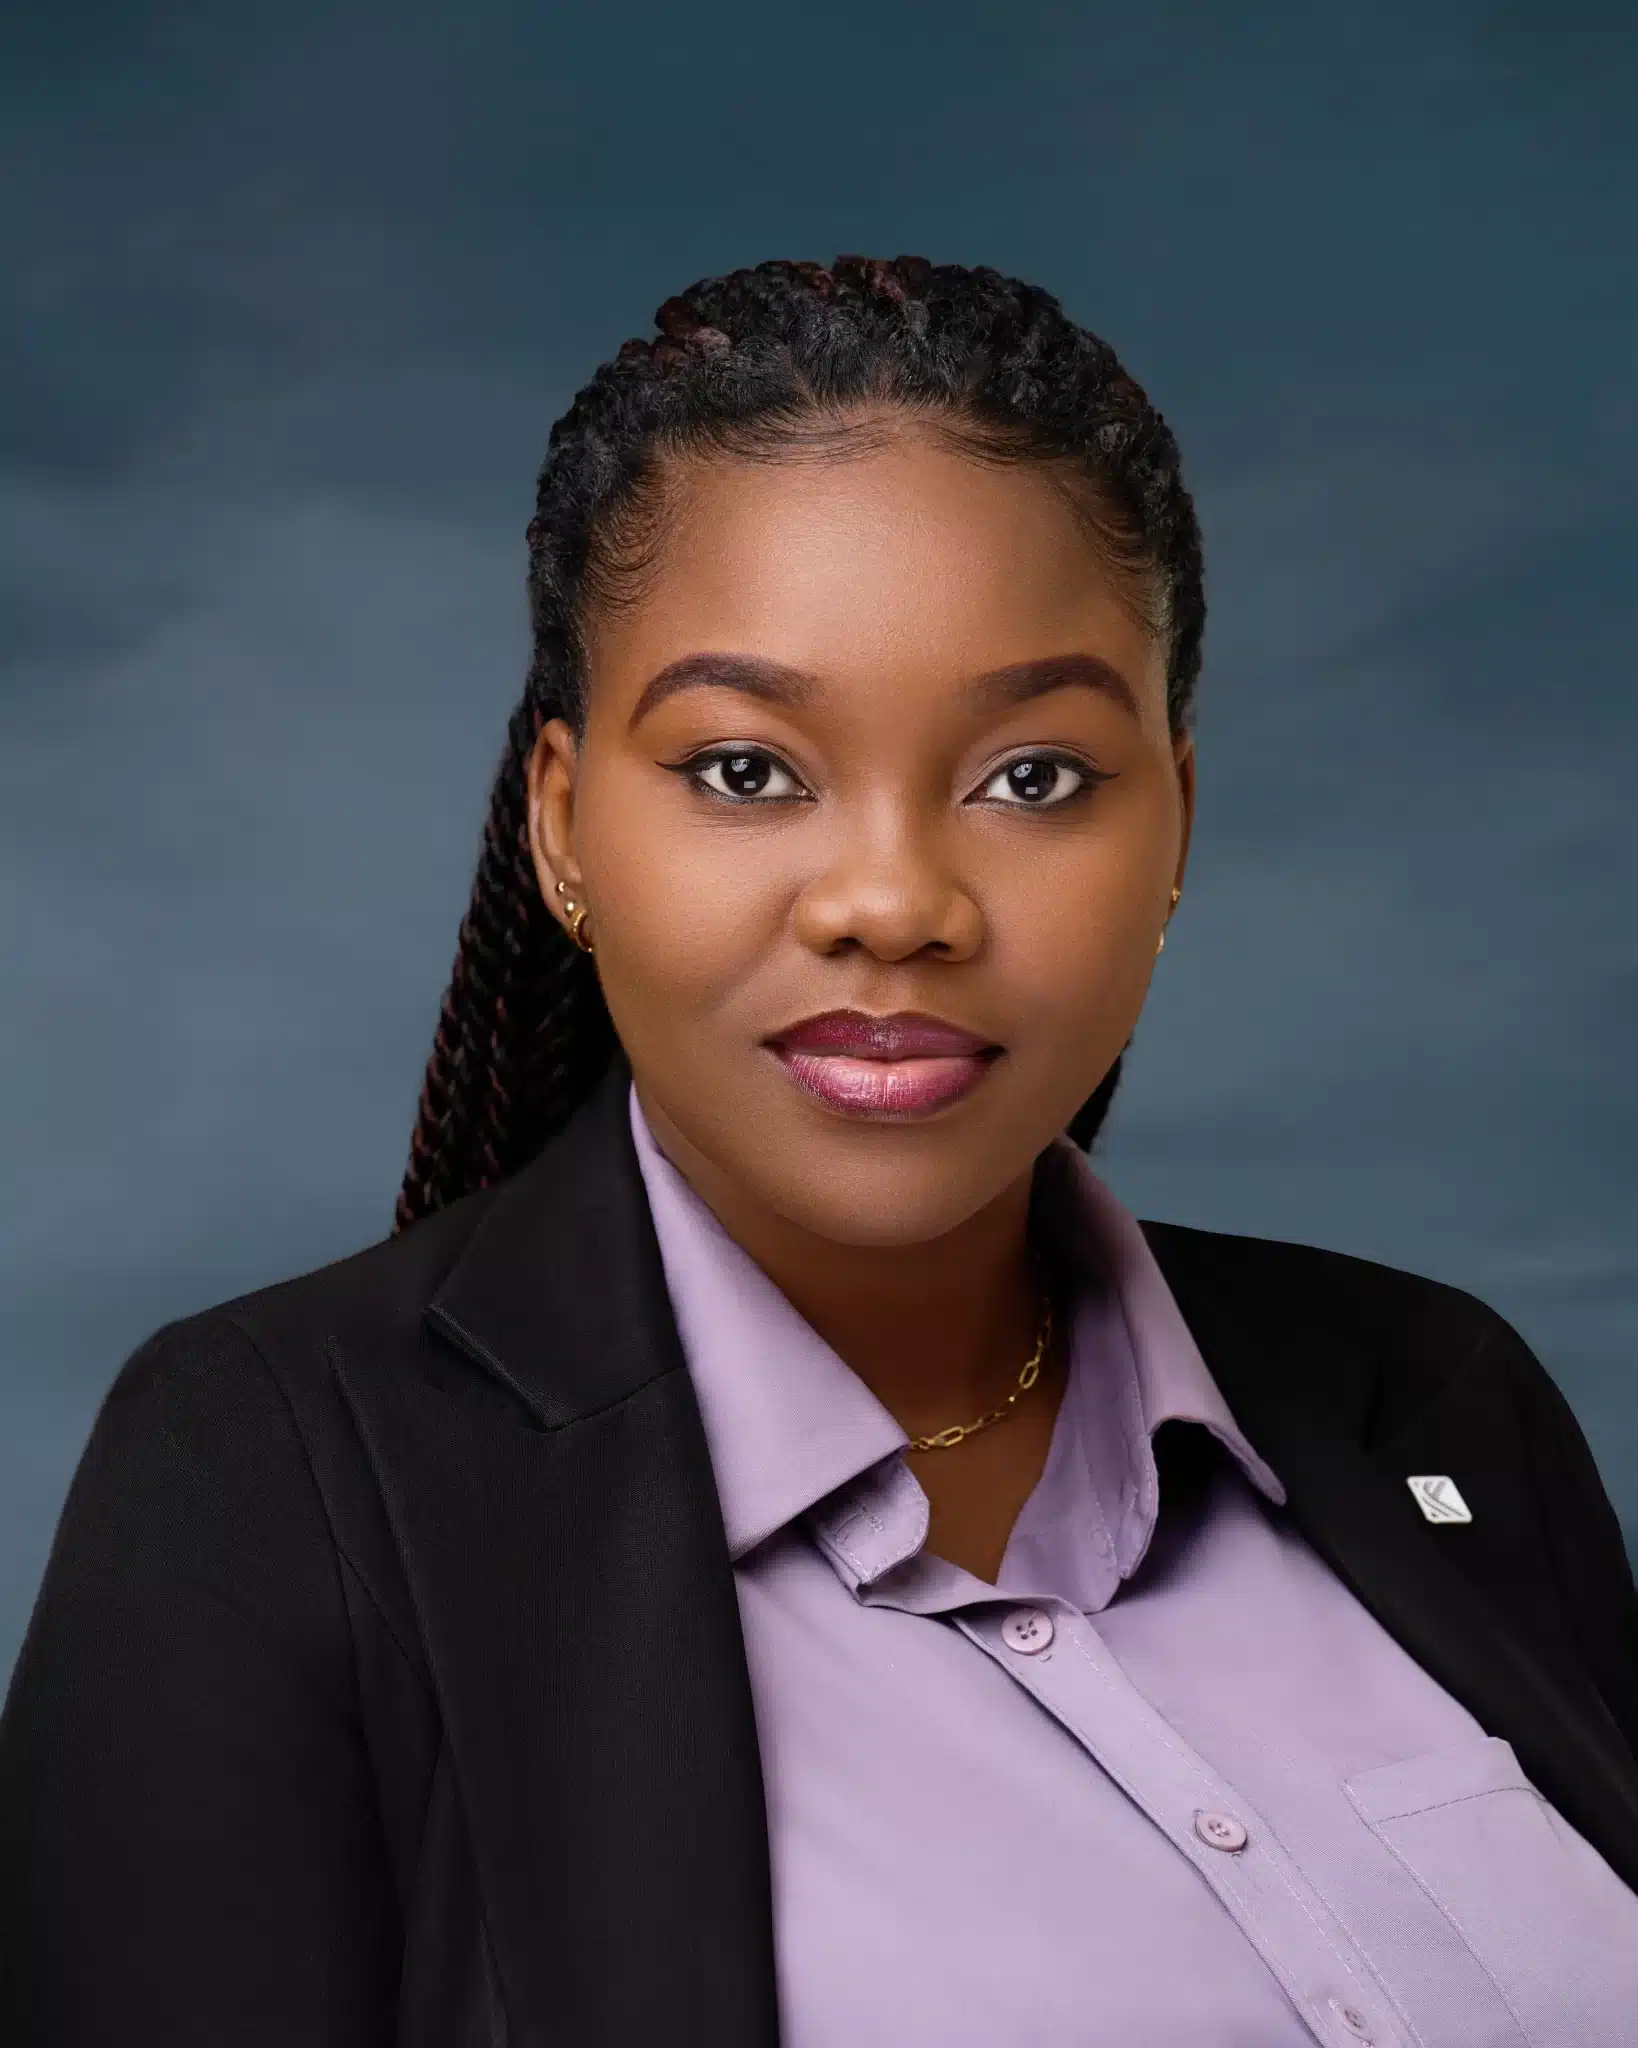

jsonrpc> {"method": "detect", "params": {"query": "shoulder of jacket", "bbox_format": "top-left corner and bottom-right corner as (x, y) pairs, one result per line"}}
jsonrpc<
(1139, 1215), (1503, 1324)
(118, 1181), (508, 1429)
(105, 1191), (514, 1668)
(1137, 1215), (1527, 1406)
(220, 1180), (502, 1349)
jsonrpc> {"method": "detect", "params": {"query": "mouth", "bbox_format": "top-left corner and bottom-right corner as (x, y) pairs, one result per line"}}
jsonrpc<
(763, 1009), (1004, 1121)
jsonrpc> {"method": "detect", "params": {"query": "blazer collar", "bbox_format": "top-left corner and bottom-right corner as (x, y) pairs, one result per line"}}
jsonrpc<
(423, 1054), (680, 1427)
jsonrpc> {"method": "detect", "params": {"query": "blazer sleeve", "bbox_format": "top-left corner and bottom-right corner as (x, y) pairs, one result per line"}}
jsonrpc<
(1491, 1311), (1638, 1763)
(0, 1314), (400, 2047)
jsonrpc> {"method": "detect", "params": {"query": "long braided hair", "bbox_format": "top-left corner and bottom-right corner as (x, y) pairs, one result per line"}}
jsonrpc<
(394, 255), (1204, 1232)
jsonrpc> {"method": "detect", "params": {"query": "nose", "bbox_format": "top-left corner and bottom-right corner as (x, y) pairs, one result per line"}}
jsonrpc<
(790, 804), (985, 963)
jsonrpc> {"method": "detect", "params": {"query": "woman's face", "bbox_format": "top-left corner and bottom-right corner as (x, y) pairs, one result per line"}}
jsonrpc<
(529, 420), (1193, 1248)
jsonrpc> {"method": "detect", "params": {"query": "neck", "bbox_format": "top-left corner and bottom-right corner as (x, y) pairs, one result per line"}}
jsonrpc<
(638, 1100), (1049, 1442)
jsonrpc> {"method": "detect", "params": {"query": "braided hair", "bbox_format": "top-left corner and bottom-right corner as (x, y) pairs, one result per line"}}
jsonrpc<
(394, 255), (1204, 1231)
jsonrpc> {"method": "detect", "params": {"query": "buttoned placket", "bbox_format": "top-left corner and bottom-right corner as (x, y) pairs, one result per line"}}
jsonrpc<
(810, 1459), (1410, 2048)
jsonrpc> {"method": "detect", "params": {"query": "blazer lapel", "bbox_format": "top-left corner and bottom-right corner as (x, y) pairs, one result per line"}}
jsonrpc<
(333, 1064), (779, 2048)
(1143, 1221), (1638, 1894)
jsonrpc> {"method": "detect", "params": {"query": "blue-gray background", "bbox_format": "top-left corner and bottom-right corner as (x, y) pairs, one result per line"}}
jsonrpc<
(5, 0), (1635, 1685)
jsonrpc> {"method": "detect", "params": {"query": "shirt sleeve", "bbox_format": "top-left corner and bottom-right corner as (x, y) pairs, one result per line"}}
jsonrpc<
(0, 1313), (401, 2046)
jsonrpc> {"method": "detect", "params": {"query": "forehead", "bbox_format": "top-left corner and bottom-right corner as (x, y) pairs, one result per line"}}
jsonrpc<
(583, 428), (1168, 724)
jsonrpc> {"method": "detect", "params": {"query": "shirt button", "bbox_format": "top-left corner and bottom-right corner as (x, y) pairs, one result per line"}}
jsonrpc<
(1329, 2000), (1374, 2042)
(1193, 1810), (1249, 1852)
(1000, 1606), (1055, 1653)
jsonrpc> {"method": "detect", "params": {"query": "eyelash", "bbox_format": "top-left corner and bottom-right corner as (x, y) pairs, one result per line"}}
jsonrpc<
(673, 746), (1112, 810)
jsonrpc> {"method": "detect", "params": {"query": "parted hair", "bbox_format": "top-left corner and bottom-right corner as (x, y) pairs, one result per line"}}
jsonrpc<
(394, 254), (1204, 1231)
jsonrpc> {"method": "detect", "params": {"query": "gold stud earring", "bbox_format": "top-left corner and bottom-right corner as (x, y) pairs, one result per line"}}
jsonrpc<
(1157, 885), (1181, 955)
(554, 878), (595, 955)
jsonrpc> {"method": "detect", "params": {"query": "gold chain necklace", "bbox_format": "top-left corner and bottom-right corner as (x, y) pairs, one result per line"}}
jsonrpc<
(905, 1296), (1055, 1453)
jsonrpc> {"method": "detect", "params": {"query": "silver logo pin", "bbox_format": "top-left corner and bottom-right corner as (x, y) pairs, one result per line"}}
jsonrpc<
(1407, 1475), (1473, 1524)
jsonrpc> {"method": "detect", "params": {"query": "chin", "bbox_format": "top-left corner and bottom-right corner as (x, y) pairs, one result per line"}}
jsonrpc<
(750, 1130), (1034, 1249)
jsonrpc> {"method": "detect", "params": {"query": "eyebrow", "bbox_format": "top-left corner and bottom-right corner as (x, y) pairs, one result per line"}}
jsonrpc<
(627, 649), (1139, 729)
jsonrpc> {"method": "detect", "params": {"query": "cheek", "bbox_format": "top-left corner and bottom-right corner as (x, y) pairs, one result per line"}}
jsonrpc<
(998, 805), (1172, 1040)
(572, 765), (788, 1018)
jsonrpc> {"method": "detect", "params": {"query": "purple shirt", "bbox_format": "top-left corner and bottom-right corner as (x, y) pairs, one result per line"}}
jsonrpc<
(630, 1090), (1638, 2047)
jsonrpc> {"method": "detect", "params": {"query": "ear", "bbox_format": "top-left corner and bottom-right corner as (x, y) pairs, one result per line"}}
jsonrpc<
(526, 718), (583, 935)
(1170, 728), (1196, 900)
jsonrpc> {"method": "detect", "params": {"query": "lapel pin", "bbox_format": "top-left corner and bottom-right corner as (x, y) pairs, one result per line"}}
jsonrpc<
(1407, 1474), (1473, 1525)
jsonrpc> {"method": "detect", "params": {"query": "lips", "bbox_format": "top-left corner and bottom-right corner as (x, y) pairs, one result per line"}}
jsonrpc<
(766, 1010), (1001, 1119)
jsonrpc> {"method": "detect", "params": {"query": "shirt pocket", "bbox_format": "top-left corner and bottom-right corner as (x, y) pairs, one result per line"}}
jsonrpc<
(1344, 1736), (1638, 2048)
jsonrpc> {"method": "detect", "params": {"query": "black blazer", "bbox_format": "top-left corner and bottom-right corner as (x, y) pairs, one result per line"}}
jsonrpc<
(4, 1060), (1637, 2047)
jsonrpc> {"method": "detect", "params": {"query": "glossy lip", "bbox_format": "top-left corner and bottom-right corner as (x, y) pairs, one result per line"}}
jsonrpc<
(765, 1009), (1003, 1121)
(769, 1009), (999, 1058)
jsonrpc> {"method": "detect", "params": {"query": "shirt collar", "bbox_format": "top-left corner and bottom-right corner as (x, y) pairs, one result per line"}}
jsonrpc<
(997, 1140), (1286, 1606)
(1031, 1136), (1285, 1510)
(630, 1087), (1284, 1580)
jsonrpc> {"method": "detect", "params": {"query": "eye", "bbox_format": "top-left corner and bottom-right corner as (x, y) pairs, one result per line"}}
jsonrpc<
(974, 753), (1102, 808)
(685, 747), (809, 803)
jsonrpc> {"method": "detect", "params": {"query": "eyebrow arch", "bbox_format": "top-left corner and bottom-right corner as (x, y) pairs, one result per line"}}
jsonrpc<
(626, 647), (1140, 731)
(965, 653), (1140, 720)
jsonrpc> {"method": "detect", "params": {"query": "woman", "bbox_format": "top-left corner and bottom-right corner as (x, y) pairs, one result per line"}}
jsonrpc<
(3, 255), (1636, 2047)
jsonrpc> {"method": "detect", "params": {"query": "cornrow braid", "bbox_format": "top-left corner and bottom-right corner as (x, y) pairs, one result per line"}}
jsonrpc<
(395, 254), (1203, 1230)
